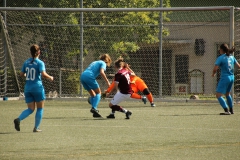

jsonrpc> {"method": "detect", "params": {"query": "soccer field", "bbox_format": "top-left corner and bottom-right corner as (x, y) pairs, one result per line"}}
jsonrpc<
(0, 100), (240, 160)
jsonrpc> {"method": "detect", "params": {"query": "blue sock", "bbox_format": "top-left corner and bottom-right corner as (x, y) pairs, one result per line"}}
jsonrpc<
(217, 97), (228, 109)
(18, 108), (34, 121)
(35, 108), (44, 129)
(226, 95), (233, 109)
(90, 97), (93, 105)
(92, 93), (101, 110)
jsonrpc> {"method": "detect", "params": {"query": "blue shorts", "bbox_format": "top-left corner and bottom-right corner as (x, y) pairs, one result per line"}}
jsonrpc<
(24, 89), (46, 103)
(80, 72), (99, 91)
(216, 76), (234, 94)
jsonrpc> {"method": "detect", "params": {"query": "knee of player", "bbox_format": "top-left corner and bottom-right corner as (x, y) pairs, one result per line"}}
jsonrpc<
(143, 88), (150, 95)
(109, 103), (113, 108)
(28, 108), (35, 114)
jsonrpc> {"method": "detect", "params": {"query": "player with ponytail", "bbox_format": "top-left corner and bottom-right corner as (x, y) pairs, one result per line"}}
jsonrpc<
(212, 43), (240, 115)
(106, 57), (134, 119)
(80, 54), (112, 118)
(14, 44), (53, 132)
(106, 71), (155, 107)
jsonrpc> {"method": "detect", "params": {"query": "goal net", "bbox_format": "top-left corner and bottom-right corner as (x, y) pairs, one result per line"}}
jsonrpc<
(0, 7), (239, 100)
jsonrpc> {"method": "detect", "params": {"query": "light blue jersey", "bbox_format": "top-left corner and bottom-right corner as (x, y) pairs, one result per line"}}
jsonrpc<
(215, 54), (237, 94)
(215, 54), (237, 78)
(80, 60), (106, 90)
(85, 60), (106, 78)
(21, 58), (46, 102)
(80, 60), (107, 110)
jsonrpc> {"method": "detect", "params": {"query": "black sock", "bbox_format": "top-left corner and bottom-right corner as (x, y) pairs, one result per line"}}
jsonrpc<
(224, 108), (229, 112)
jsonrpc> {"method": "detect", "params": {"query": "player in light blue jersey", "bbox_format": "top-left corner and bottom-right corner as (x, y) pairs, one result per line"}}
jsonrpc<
(212, 43), (240, 115)
(14, 44), (53, 132)
(80, 54), (112, 118)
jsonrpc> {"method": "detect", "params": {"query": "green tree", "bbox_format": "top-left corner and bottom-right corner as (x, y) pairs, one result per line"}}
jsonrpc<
(2, 0), (171, 67)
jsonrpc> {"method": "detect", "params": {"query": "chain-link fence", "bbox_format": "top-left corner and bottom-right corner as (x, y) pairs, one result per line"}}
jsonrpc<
(0, 1), (240, 101)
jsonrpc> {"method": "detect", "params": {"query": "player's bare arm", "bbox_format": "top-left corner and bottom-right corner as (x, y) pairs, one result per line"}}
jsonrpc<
(235, 62), (240, 69)
(100, 68), (110, 87)
(124, 63), (135, 75)
(42, 71), (54, 81)
(212, 65), (219, 77)
(20, 72), (26, 77)
(106, 81), (118, 97)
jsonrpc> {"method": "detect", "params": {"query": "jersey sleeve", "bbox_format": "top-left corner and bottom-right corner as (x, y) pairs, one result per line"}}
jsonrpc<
(39, 61), (46, 73)
(21, 62), (26, 73)
(100, 61), (107, 71)
(215, 56), (222, 66)
(114, 73), (121, 82)
(106, 80), (115, 93)
(233, 57), (238, 65)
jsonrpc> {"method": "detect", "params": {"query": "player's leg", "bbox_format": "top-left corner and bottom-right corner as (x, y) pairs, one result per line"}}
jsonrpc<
(226, 92), (233, 114)
(14, 92), (35, 131)
(130, 84), (146, 103)
(81, 76), (102, 117)
(89, 88), (102, 118)
(92, 88), (101, 110)
(136, 80), (155, 106)
(216, 78), (230, 115)
(86, 79), (101, 110)
(142, 87), (155, 107)
(33, 90), (46, 132)
(107, 91), (132, 119)
(34, 101), (44, 132)
(216, 92), (230, 114)
(225, 78), (234, 114)
(131, 92), (141, 99)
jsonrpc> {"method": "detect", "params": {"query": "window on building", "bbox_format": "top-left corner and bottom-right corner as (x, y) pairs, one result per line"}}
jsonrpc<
(175, 55), (189, 83)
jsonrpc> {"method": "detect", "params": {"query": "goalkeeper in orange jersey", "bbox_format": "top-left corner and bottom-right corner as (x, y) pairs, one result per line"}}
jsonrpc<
(105, 71), (155, 107)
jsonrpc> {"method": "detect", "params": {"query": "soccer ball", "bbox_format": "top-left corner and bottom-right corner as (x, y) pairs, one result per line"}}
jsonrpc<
(87, 96), (91, 104)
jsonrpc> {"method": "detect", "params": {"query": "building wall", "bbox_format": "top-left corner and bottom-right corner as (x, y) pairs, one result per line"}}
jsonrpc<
(163, 22), (229, 94)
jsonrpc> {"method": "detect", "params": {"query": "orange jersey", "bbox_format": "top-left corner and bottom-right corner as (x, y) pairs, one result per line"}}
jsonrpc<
(106, 77), (115, 93)
(130, 75), (147, 92)
(106, 80), (115, 93)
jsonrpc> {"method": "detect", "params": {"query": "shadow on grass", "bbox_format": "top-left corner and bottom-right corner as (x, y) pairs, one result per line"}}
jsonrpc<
(43, 117), (108, 120)
(160, 113), (218, 116)
(0, 132), (14, 134)
(0, 132), (30, 134)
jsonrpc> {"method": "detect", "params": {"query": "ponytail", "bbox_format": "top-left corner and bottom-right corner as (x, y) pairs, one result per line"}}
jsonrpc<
(114, 56), (125, 68)
(30, 44), (40, 63)
(220, 43), (235, 56)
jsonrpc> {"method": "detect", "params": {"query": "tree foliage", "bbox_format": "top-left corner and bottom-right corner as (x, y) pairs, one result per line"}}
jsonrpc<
(2, 0), (171, 68)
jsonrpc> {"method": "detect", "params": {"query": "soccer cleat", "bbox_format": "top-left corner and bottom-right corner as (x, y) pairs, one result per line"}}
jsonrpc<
(125, 110), (132, 119)
(106, 114), (115, 119)
(151, 103), (156, 107)
(229, 108), (234, 114)
(220, 112), (231, 115)
(142, 97), (147, 104)
(93, 112), (102, 118)
(33, 128), (42, 132)
(14, 118), (20, 131)
(90, 108), (99, 113)
(90, 108), (102, 118)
